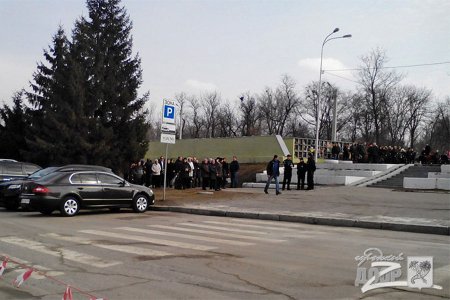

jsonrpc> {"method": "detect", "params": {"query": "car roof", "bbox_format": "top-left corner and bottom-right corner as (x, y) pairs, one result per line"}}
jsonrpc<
(55, 164), (112, 172)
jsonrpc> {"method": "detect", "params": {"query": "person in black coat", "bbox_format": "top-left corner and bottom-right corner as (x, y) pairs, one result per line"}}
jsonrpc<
(296, 158), (307, 190)
(144, 159), (153, 187)
(174, 156), (184, 189)
(221, 157), (229, 189)
(306, 154), (316, 190)
(200, 158), (210, 190)
(229, 156), (240, 188)
(208, 159), (217, 190)
(282, 154), (294, 190)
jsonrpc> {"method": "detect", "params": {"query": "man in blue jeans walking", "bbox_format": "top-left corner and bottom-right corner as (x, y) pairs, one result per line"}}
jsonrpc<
(264, 155), (281, 195)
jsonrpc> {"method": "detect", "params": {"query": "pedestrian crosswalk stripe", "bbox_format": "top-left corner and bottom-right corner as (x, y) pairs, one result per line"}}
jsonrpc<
(175, 223), (268, 235)
(80, 229), (217, 251)
(0, 237), (121, 268)
(116, 227), (254, 246)
(41, 233), (91, 244)
(230, 218), (307, 228)
(42, 233), (173, 257)
(153, 224), (286, 243)
(3, 254), (64, 279)
(203, 220), (300, 231)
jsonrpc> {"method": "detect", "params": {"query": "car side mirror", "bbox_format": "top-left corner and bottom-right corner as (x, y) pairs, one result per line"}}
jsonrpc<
(121, 181), (127, 187)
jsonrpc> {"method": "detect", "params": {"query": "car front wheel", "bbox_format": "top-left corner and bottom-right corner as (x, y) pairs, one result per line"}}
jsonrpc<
(132, 194), (148, 213)
(60, 196), (80, 217)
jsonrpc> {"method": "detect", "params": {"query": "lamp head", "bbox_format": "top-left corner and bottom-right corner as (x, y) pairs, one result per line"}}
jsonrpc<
(333, 28), (339, 33)
(343, 34), (352, 38)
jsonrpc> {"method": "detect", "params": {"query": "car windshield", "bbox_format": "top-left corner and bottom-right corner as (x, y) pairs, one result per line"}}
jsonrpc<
(28, 167), (59, 179)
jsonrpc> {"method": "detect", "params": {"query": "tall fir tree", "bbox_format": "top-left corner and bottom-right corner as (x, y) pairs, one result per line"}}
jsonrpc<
(0, 91), (30, 161)
(71, 0), (149, 171)
(25, 26), (88, 166)
(24, 0), (149, 171)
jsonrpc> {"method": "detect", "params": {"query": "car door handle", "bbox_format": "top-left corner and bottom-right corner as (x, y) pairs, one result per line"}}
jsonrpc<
(78, 187), (84, 190)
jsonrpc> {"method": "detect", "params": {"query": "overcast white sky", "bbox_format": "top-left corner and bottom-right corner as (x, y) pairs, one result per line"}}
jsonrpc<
(1, 0), (449, 109)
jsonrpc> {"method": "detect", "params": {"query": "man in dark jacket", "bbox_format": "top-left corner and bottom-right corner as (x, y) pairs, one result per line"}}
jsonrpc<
(229, 156), (240, 188)
(208, 159), (217, 190)
(200, 158), (210, 190)
(221, 157), (229, 189)
(215, 158), (223, 191)
(296, 158), (307, 190)
(174, 157), (184, 189)
(282, 154), (294, 190)
(306, 153), (316, 190)
(264, 155), (281, 195)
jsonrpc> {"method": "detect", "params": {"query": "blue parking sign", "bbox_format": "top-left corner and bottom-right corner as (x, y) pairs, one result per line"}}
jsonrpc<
(162, 100), (176, 124)
(164, 105), (175, 119)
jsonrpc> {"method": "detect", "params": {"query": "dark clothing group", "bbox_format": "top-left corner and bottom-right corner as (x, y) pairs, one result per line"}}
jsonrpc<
(171, 157), (240, 191)
(129, 156), (241, 190)
(282, 156), (316, 191)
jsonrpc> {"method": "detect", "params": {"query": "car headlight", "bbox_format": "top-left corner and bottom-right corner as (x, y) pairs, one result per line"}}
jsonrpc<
(7, 184), (21, 190)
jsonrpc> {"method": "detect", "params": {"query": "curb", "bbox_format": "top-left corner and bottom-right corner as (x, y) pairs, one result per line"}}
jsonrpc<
(150, 206), (450, 236)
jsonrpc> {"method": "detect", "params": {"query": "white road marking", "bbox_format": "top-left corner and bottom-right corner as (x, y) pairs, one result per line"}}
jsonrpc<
(41, 233), (92, 244)
(153, 224), (286, 243)
(229, 218), (308, 228)
(80, 230), (217, 251)
(2, 254), (64, 279)
(116, 227), (254, 246)
(0, 237), (121, 268)
(229, 218), (364, 233)
(175, 223), (268, 235)
(42, 233), (173, 257)
(203, 220), (299, 231)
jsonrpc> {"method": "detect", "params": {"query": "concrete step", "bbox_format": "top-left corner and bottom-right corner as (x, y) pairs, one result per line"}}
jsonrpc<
(369, 165), (443, 188)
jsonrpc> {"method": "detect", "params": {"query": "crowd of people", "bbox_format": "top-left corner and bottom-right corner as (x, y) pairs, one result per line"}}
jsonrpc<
(126, 143), (448, 195)
(326, 143), (448, 165)
(127, 156), (240, 191)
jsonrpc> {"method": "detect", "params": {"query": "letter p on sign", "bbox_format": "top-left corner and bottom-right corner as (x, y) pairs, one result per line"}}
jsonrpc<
(163, 104), (175, 124)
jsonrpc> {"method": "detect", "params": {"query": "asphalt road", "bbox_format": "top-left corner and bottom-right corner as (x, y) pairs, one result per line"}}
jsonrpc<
(0, 208), (449, 300)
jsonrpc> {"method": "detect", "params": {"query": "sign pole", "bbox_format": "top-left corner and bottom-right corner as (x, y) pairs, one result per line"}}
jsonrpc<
(163, 143), (168, 201)
(161, 98), (176, 201)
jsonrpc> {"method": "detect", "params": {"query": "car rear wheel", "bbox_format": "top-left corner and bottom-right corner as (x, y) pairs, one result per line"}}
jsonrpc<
(60, 196), (80, 217)
(132, 194), (148, 213)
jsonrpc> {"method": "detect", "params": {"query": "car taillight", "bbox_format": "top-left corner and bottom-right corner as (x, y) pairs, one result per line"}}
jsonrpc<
(32, 185), (50, 194)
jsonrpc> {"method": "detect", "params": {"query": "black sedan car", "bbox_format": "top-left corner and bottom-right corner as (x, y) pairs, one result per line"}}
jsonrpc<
(0, 165), (112, 210)
(0, 160), (41, 184)
(20, 170), (155, 216)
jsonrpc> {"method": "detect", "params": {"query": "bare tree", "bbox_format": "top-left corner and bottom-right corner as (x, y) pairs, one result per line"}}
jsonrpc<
(334, 90), (355, 139)
(385, 87), (409, 146)
(300, 81), (338, 140)
(258, 87), (277, 135)
(175, 92), (188, 139)
(145, 101), (159, 140)
(202, 91), (221, 138)
(357, 48), (402, 144)
(274, 75), (300, 136)
(238, 92), (260, 136)
(217, 102), (238, 137)
(421, 98), (450, 153)
(187, 95), (204, 138)
(404, 86), (431, 148)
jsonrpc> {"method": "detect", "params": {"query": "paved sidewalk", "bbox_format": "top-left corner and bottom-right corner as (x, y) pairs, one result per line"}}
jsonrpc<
(150, 186), (450, 235)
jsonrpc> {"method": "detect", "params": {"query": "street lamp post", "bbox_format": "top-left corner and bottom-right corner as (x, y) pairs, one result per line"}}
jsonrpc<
(314, 28), (351, 161)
